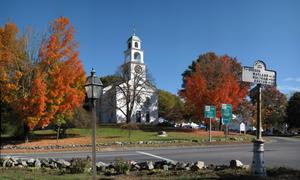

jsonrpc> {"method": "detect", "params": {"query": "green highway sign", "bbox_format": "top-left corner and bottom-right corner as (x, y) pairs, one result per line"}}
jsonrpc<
(221, 104), (232, 124)
(204, 105), (216, 118)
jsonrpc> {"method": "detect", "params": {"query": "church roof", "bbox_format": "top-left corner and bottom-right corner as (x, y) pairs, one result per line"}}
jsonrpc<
(127, 33), (141, 42)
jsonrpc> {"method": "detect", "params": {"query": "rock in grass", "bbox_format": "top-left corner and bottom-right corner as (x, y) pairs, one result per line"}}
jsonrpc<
(138, 161), (154, 170)
(175, 162), (187, 170)
(27, 158), (36, 167)
(96, 161), (108, 172)
(230, 159), (243, 168)
(56, 159), (70, 168)
(34, 159), (41, 168)
(191, 161), (205, 171)
(40, 159), (50, 167)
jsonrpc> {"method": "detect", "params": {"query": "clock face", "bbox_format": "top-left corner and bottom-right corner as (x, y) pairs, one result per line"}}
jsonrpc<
(134, 65), (143, 74)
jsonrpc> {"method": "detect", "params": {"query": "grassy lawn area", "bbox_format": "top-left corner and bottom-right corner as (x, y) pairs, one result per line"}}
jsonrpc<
(0, 125), (255, 151)
(32, 125), (254, 144)
(1, 167), (299, 180)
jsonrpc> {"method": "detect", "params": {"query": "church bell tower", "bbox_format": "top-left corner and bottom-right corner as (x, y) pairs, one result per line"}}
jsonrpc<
(123, 31), (146, 80)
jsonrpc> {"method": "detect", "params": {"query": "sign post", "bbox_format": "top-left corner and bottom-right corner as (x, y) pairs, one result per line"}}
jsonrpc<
(204, 105), (216, 142)
(242, 60), (276, 177)
(221, 104), (232, 141)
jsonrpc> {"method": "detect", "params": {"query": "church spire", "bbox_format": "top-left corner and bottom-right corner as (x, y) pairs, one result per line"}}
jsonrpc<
(132, 24), (136, 36)
(124, 31), (144, 64)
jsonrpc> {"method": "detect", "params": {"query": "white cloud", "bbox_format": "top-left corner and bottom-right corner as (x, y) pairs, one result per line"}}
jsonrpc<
(283, 77), (300, 82)
(277, 85), (300, 92)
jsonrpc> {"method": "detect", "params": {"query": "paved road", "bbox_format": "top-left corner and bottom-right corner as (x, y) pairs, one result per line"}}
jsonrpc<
(2, 136), (300, 169)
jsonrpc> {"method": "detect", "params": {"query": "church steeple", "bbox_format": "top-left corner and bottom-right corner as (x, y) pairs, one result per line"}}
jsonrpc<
(124, 31), (144, 64)
(123, 32), (146, 81)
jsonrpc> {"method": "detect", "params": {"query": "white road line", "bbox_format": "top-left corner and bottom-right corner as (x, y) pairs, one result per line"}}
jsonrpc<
(136, 151), (177, 163)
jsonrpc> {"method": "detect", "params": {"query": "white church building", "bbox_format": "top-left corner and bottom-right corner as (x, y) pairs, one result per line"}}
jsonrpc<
(99, 33), (158, 124)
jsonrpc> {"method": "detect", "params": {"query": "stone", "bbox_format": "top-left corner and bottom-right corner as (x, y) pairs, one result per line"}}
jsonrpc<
(3, 159), (13, 167)
(175, 162), (186, 170)
(163, 164), (168, 171)
(242, 164), (250, 170)
(191, 161), (205, 171)
(21, 160), (28, 167)
(40, 159), (50, 167)
(27, 158), (36, 166)
(138, 161), (154, 170)
(158, 131), (168, 137)
(115, 142), (122, 145)
(154, 160), (168, 169)
(96, 161), (108, 172)
(230, 160), (243, 168)
(146, 161), (154, 170)
(34, 159), (41, 168)
(56, 159), (71, 168)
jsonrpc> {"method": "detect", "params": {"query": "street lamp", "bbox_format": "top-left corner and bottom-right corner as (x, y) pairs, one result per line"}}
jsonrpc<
(85, 68), (103, 180)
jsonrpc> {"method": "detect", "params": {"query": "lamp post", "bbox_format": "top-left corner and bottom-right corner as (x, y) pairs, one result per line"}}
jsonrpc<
(85, 68), (103, 180)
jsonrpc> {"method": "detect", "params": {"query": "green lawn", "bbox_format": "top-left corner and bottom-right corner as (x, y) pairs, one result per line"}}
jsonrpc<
(1, 167), (300, 180)
(32, 125), (254, 144)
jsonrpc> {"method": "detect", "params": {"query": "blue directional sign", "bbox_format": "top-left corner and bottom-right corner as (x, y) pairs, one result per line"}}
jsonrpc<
(221, 104), (232, 124)
(204, 105), (216, 118)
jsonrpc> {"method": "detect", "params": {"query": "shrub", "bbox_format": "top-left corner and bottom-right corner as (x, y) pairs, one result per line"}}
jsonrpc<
(114, 158), (130, 175)
(69, 158), (91, 174)
(69, 107), (92, 128)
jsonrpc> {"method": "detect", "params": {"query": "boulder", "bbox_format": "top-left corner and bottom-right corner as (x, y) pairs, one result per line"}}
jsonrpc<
(154, 160), (168, 169)
(191, 161), (205, 171)
(27, 158), (36, 167)
(34, 159), (41, 168)
(158, 131), (168, 137)
(163, 164), (169, 171)
(175, 162), (186, 170)
(138, 161), (154, 170)
(56, 159), (71, 168)
(115, 142), (122, 145)
(146, 161), (154, 170)
(242, 164), (250, 170)
(230, 160), (243, 168)
(3, 159), (13, 167)
(40, 159), (50, 167)
(96, 161), (108, 172)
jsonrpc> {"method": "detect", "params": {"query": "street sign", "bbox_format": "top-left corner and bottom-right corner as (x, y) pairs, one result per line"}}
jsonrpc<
(240, 122), (246, 132)
(221, 104), (232, 124)
(242, 60), (276, 86)
(204, 105), (216, 118)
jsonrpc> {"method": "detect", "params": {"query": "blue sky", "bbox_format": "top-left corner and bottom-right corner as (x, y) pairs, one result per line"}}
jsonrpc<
(1, 0), (300, 95)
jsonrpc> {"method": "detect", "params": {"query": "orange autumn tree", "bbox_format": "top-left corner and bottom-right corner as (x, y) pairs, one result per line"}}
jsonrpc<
(0, 22), (23, 105)
(36, 17), (86, 138)
(180, 52), (249, 126)
(0, 22), (40, 140)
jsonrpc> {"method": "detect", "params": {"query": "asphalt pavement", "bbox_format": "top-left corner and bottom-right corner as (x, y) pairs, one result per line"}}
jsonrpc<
(1, 136), (300, 169)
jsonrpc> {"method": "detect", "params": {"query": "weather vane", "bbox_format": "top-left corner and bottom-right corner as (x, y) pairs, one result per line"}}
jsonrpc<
(133, 24), (136, 35)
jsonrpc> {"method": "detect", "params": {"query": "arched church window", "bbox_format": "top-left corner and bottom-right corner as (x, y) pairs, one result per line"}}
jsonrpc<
(135, 42), (139, 48)
(134, 52), (141, 61)
(128, 42), (131, 49)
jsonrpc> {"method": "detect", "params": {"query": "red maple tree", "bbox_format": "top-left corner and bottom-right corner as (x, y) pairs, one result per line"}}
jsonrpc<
(180, 53), (249, 122)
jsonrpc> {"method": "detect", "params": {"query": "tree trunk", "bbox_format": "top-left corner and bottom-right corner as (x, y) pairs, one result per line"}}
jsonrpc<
(56, 125), (60, 141)
(24, 122), (29, 143)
